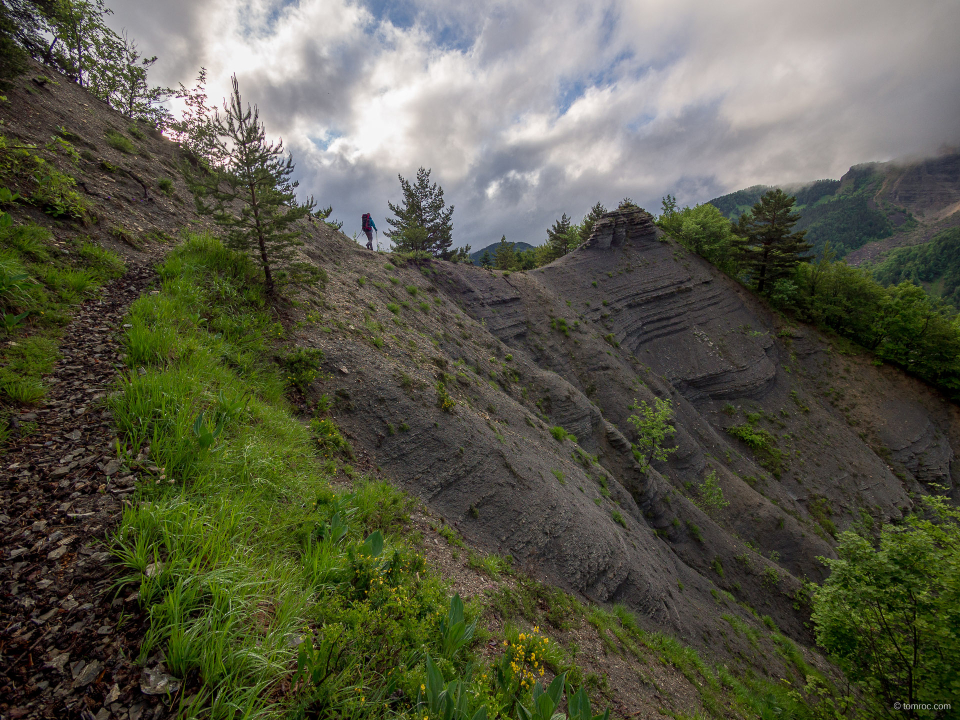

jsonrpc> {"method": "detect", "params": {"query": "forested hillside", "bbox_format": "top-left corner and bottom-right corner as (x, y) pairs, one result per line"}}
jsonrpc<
(872, 227), (960, 308)
(708, 151), (960, 261)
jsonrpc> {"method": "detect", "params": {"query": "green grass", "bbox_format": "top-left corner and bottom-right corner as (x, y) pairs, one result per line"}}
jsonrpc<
(105, 129), (136, 154)
(467, 552), (511, 580)
(0, 222), (124, 414)
(107, 235), (621, 720)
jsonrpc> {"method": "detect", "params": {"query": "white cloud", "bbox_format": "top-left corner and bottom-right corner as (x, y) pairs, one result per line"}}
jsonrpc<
(105, 0), (960, 247)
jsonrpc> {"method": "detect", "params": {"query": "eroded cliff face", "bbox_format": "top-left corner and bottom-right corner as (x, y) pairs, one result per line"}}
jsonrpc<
(297, 208), (959, 654)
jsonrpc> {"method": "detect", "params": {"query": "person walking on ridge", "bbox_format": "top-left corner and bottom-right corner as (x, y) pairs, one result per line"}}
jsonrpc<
(362, 213), (377, 250)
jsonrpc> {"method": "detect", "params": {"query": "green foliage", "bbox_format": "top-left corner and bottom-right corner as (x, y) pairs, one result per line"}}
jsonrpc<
(0, 222), (122, 408)
(186, 75), (316, 294)
(93, 32), (171, 126)
(708, 178), (901, 259)
(168, 68), (219, 161)
(549, 425), (576, 443)
(104, 128), (136, 153)
(626, 396), (676, 473)
(779, 248), (960, 397)
(725, 421), (784, 477)
(386, 167), (454, 258)
(0, 135), (88, 219)
(550, 317), (570, 336)
(732, 189), (812, 293)
(695, 470), (729, 515)
(157, 177), (173, 195)
(439, 594), (477, 660)
(657, 201), (738, 272)
(873, 226), (960, 308)
(812, 495), (960, 715)
(437, 377), (455, 412)
(494, 235), (516, 270)
(280, 347), (324, 392)
(611, 510), (626, 528)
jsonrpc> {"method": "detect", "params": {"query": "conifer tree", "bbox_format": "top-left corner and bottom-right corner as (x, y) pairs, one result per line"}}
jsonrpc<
(187, 75), (315, 295)
(479, 250), (492, 268)
(578, 202), (607, 242)
(544, 213), (579, 260)
(546, 212), (571, 245)
(385, 167), (454, 258)
(494, 235), (516, 270)
(732, 188), (812, 293)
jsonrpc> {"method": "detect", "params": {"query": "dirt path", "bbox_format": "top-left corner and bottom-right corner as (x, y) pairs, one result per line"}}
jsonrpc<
(0, 264), (171, 720)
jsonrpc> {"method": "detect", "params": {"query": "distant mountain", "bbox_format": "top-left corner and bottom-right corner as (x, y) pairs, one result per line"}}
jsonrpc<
(707, 150), (960, 262)
(468, 240), (534, 265)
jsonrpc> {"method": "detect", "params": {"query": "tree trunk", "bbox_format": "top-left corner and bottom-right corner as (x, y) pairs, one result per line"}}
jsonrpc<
(247, 182), (273, 294)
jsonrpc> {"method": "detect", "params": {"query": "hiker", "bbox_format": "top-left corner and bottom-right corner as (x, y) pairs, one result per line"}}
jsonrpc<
(362, 213), (377, 250)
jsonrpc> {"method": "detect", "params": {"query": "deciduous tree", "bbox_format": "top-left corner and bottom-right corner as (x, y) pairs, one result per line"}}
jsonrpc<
(812, 494), (960, 715)
(626, 396), (677, 473)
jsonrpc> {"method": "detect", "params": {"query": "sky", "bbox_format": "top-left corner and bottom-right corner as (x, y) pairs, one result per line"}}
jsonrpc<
(105, 0), (960, 250)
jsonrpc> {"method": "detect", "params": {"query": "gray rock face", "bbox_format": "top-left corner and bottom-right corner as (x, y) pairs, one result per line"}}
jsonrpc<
(305, 208), (959, 654)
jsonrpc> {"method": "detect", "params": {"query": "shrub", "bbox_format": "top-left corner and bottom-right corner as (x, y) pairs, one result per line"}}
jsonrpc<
(436, 379), (455, 412)
(811, 496), (960, 714)
(611, 510), (626, 528)
(550, 425), (576, 443)
(311, 417), (353, 458)
(280, 347), (325, 391)
(550, 317), (570, 337)
(627, 396), (676, 473)
(696, 470), (729, 515)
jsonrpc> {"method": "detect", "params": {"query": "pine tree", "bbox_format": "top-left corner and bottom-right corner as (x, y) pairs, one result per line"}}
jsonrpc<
(385, 167), (454, 258)
(494, 235), (516, 270)
(479, 250), (492, 268)
(187, 75), (315, 295)
(544, 213), (578, 260)
(546, 212), (571, 245)
(732, 189), (812, 293)
(578, 202), (607, 242)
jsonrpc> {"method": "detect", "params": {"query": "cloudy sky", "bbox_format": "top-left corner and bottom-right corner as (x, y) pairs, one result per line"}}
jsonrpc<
(106, 0), (960, 250)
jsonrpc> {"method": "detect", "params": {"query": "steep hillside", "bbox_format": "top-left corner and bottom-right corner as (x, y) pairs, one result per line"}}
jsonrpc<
(291, 209), (960, 651)
(2, 58), (959, 718)
(707, 150), (960, 262)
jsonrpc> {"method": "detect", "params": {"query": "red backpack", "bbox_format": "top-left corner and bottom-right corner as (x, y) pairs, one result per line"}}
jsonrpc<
(362, 213), (371, 231)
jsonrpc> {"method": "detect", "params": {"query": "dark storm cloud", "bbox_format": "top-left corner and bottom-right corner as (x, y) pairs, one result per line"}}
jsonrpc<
(105, 0), (960, 248)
